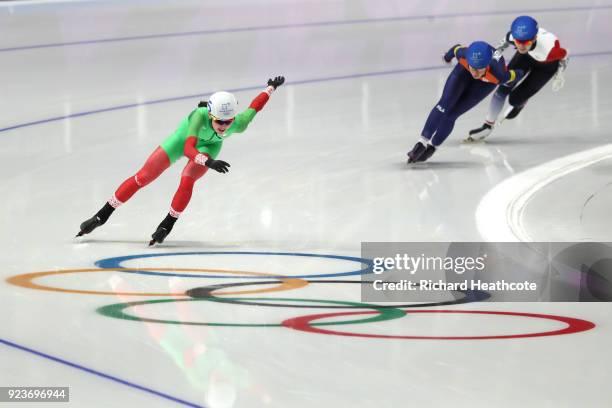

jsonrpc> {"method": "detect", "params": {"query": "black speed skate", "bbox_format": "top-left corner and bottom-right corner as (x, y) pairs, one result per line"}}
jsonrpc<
(407, 142), (436, 164)
(148, 214), (178, 246)
(465, 123), (493, 143)
(418, 144), (436, 163)
(76, 216), (103, 237)
(406, 142), (427, 163)
(149, 227), (170, 246)
(75, 203), (115, 237)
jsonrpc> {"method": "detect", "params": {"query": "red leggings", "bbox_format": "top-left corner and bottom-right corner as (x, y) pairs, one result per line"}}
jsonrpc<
(113, 147), (208, 215)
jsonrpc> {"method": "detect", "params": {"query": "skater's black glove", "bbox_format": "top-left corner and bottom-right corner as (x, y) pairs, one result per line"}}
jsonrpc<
(443, 44), (461, 63)
(267, 76), (285, 89)
(205, 158), (230, 174)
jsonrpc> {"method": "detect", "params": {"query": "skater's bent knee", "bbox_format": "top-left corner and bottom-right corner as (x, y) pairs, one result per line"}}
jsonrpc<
(495, 85), (511, 97)
(179, 176), (196, 188)
(135, 170), (154, 187)
(508, 93), (525, 108)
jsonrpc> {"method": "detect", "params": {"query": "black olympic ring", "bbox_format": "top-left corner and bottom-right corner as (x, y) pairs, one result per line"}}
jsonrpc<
(186, 279), (490, 308)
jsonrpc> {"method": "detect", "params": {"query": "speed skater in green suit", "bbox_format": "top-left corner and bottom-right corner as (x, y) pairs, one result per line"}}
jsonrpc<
(76, 76), (285, 245)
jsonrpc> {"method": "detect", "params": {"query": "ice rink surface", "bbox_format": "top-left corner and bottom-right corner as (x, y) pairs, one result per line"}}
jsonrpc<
(1, 1), (612, 407)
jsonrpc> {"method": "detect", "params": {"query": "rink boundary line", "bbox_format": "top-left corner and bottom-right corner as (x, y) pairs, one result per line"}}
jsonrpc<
(476, 144), (612, 241)
(0, 0), (99, 6)
(0, 64), (444, 134)
(1, 4), (612, 53)
(0, 337), (206, 408)
(1, 49), (611, 135)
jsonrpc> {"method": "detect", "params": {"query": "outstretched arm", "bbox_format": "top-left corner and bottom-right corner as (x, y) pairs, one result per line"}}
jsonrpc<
(232, 76), (285, 132)
(250, 76), (285, 111)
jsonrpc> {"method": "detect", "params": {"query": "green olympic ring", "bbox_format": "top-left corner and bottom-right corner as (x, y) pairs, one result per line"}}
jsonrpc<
(96, 297), (406, 327)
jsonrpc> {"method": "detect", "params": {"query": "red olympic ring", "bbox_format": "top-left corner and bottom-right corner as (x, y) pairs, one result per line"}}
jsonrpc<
(282, 309), (595, 340)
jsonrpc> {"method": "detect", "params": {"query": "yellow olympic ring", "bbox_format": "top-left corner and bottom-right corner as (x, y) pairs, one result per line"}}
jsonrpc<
(6, 268), (308, 297)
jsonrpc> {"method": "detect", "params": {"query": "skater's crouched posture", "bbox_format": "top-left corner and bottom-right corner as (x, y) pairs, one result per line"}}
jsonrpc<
(77, 76), (285, 245)
(468, 15), (569, 141)
(406, 41), (524, 164)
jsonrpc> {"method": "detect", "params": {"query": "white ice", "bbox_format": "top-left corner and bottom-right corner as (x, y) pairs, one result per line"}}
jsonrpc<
(1, 1), (612, 407)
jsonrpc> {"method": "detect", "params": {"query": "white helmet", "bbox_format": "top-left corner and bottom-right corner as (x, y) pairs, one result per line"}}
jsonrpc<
(207, 91), (238, 120)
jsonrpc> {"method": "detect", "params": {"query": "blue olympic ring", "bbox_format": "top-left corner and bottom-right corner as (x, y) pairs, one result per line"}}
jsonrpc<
(95, 251), (373, 279)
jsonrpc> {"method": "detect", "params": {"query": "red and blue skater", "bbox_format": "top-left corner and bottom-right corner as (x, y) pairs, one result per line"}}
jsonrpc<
(467, 16), (569, 141)
(407, 41), (524, 163)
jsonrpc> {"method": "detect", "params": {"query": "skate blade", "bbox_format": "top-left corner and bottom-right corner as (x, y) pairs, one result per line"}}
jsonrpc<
(406, 155), (423, 164)
(148, 239), (157, 246)
(463, 135), (489, 143)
